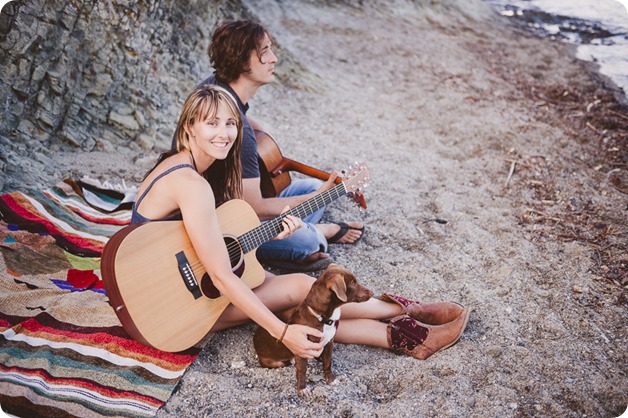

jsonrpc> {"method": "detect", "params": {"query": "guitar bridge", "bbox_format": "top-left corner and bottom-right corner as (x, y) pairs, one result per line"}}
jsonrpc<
(175, 251), (202, 299)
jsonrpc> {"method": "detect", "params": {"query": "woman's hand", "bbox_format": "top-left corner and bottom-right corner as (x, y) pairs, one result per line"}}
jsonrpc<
(280, 324), (325, 359)
(273, 206), (303, 240)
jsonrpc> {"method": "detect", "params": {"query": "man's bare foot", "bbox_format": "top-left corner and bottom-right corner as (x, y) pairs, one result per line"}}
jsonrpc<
(317, 222), (364, 244)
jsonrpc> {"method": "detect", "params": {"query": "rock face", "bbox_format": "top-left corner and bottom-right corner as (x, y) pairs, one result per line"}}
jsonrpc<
(0, 0), (320, 192)
(0, 0), (218, 190)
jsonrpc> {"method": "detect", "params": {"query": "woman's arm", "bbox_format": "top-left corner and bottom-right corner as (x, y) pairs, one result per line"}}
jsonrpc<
(175, 174), (323, 357)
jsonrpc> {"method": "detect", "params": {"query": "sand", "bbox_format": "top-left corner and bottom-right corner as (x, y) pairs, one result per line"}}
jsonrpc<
(50, 1), (627, 417)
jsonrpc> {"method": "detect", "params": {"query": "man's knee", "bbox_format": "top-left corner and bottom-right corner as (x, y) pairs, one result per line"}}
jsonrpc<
(283, 178), (323, 196)
(286, 227), (326, 256)
(298, 177), (324, 189)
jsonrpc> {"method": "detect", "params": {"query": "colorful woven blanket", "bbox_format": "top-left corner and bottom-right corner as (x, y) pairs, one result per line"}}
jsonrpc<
(0, 179), (202, 418)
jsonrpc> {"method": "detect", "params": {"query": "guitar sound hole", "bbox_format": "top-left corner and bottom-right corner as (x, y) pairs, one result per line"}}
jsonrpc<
(200, 273), (220, 299)
(223, 236), (243, 269)
(199, 236), (244, 299)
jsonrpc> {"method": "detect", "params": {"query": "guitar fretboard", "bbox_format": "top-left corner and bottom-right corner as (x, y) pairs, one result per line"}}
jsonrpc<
(237, 182), (347, 253)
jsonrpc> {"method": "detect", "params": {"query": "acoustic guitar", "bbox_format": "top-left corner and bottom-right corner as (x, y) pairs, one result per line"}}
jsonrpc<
(255, 130), (367, 209)
(100, 163), (369, 352)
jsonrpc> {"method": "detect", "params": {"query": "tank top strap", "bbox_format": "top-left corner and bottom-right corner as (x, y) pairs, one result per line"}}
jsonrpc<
(133, 164), (196, 213)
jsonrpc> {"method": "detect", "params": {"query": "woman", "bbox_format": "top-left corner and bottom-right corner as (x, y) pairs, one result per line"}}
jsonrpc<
(132, 84), (470, 360)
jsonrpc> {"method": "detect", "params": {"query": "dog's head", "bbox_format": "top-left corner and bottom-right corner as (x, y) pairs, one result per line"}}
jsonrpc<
(315, 264), (373, 305)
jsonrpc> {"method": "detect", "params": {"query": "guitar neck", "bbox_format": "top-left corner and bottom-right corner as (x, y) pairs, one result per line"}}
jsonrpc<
(238, 182), (347, 253)
(278, 158), (367, 209)
(275, 159), (341, 184)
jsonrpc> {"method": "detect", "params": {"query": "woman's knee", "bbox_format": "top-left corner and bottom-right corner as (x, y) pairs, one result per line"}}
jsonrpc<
(288, 273), (315, 305)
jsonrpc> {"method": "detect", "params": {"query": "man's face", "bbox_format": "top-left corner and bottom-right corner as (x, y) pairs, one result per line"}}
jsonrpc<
(245, 33), (277, 86)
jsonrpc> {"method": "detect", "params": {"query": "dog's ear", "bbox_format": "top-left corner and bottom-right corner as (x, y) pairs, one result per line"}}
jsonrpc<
(328, 274), (348, 302)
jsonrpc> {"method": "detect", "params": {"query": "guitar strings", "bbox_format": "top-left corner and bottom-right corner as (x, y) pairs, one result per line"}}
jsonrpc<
(225, 185), (345, 259)
(180, 182), (351, 276)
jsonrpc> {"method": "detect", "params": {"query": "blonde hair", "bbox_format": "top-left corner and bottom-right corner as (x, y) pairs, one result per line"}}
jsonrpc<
(150, 84), (243, 203)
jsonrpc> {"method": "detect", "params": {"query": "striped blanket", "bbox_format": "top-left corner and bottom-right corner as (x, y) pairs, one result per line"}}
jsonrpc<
(0, 179), (203, 418)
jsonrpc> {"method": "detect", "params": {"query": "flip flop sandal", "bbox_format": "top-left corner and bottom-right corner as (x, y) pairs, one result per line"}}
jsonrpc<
(327, 222), (365, 244)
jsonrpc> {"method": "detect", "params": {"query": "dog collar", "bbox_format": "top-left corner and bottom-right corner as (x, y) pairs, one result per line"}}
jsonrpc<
(307, 306), (336, 326)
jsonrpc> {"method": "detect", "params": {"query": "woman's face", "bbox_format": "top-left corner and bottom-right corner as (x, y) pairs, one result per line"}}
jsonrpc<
(188, 100), (238, 163)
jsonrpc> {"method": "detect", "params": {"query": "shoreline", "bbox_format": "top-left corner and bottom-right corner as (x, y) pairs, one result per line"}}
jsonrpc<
(578, 56), (628, 108)
(484, 0), (628, 106)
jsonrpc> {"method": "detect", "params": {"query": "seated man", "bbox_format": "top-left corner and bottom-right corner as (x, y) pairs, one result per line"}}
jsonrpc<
(177, 19), (364, 271)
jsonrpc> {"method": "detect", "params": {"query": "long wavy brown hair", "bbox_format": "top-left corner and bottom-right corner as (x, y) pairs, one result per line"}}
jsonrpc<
(147, 84), (243, 203)
(209, 20), (270, 83)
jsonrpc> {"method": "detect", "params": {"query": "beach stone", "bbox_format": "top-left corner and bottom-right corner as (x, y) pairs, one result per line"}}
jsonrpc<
(88, 73), (113, 96)
(486, 346), (503, 358)
(436, 367), (456, 377)
(231, 360), (246, 369)
(46, 70), (65, 95)
(136, 133), (155, 151)
(109, 111), (139, 131)
(463, 396), (476, 407)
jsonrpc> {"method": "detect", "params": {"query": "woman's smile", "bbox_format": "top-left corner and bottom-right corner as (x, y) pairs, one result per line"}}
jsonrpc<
(210, 139), (231, 148)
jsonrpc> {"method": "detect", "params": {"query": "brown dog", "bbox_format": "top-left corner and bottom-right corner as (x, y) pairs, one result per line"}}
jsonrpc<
(253, 264), (373, 396)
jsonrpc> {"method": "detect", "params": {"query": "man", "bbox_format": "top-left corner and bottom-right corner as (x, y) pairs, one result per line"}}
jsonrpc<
(182, 20), (364, 271)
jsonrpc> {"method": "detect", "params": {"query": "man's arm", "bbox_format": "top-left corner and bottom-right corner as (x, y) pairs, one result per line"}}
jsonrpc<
(243, 116), (337, 220)
(247, 116), (264, 133)
(242, 177), (314, 220)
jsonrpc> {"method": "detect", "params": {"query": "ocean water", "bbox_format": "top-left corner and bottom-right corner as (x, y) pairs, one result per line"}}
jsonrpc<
(484, 0), (628, 101)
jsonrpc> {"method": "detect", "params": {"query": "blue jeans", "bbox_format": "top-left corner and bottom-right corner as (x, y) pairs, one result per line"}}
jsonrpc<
(256, 178), (328, 261)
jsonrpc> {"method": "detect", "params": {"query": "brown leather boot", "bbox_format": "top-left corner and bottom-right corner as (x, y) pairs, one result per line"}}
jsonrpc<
(386, 308), (470, 360)
(380, 293), (465, 325)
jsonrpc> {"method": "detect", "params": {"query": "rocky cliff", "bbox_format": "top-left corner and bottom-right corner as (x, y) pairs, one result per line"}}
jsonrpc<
(0, 0), (329, 192)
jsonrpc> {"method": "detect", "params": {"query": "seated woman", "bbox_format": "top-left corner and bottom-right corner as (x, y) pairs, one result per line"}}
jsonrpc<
(131, 83), (470, 360)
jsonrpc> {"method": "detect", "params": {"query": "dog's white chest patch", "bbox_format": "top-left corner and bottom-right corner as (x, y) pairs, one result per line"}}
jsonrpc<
(322, 308), (341, 345)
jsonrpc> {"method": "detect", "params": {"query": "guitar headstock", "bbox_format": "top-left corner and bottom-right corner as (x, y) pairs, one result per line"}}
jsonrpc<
(340, 162), (369, 209)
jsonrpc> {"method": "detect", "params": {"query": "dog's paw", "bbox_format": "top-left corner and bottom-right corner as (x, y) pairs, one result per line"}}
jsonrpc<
(324, 372), (336, 385)
(297, 386), (312, 399)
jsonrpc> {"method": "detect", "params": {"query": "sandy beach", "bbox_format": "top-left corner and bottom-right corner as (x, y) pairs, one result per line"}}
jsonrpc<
(3, 0), (627, 417)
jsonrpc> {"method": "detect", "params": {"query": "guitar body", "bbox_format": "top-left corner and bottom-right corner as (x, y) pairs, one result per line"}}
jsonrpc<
(101, 199), (265, 352)
(254, 129), (367, 209)
(255, 130), (291, 197)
